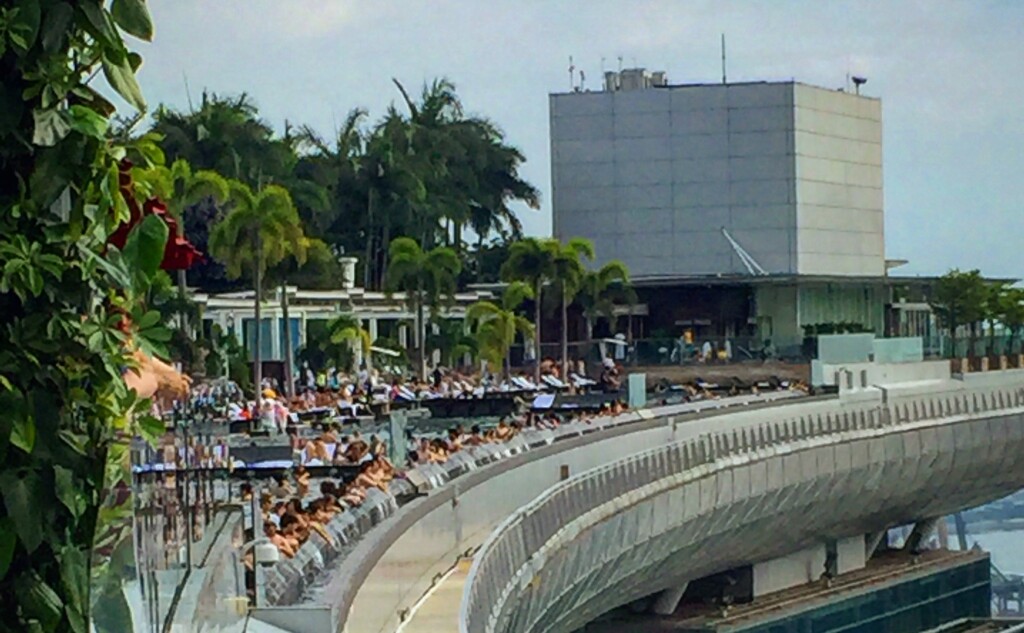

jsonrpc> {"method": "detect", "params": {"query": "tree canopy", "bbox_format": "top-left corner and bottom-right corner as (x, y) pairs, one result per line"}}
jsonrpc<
(150, 79), (539, 293)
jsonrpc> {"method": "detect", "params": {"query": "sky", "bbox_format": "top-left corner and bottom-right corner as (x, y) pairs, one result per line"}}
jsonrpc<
(129, 1), (1024, 278)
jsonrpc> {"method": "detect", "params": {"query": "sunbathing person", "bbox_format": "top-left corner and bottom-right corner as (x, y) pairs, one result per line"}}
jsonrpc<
(304, 438), (330, 465)
(354, 460), (389, 492)
(339, 481), (366, 507)
(494, 419), (514, 441)
(445, 428), (463, 452)
(295, 466), (311, 497)
(465, 424), (488, 446)
(428, 438), (449, 463)
(264, 522), (296, 558)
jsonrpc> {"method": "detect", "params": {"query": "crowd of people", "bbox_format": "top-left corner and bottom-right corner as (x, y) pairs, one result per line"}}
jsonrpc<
(247, 397), (635, 560)
(240, 444), (400, 560)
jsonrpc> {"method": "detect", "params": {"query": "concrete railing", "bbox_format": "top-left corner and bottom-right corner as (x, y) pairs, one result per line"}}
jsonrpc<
(293, 390), (806, 633)
(461, 371), (1024, 633)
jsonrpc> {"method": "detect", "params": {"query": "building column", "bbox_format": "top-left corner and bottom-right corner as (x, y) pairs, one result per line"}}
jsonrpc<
(368, 317), (379, 343)
(650, 582), (689, 615)
(398, 323), (408, 348)
(271, 314), (281, 361)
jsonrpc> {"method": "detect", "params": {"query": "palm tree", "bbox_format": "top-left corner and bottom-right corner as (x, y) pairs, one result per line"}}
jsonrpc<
(209, 181), (306, 394)
(549, 238), (596, 377)
(466, 282), (535, 380)
(325, 313), (372, 372)
(578, 261), (632, 341)
(386, 237), (461, 379)
(500, 237), (555, 382)
(497, 236), (557, 378)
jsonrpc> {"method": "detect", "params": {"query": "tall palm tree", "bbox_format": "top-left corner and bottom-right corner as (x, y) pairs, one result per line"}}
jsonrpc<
(386, 237), (461, 379)
(577, 261), (632, 341)
(268, 237), (333, 397)
(209, 181), (306, 394)
(549, 238), (596, 377)
(466, 282), (535, 380)
(136, 159), (230, 331)
(500, 238), (555, 382)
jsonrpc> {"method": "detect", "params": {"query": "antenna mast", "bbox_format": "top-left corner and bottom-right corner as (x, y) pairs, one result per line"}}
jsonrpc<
(721, 34), (727, 84)
(568, 56), (575, 91)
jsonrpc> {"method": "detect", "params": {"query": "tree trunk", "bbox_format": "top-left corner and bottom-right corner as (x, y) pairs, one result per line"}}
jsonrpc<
(379, 222), (391, 291)
(281, 283), (295, 400)
(253, 254), (263, 397)
(476, 234), (485, 282)
(533, 279), (542, 383)
(453, 220), (463, 255)
(416, 296), (426, 381)
(561, 286), (569, 379)
(364, 188), (375, 289)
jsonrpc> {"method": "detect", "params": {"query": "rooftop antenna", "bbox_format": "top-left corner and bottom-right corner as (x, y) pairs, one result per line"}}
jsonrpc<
(852, 76), (867, 95)
(721, 33), (727, 84)
(568, 56), (575, 91)
(579, 69), (586, 91)
(601, 56), (606, 73)
(617, 55), (623, 72)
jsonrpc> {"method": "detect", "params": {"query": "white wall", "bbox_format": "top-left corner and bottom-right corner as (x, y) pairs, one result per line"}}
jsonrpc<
(793, 84), (884, 276)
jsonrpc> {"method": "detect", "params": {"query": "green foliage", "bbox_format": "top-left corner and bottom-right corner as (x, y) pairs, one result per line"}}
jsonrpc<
(577, 260), (632, 339)
(302, 314), (372, 372)
(802, 322), (873, 336)
(387, 237), (461, 377)
(151, 79), (539, 292)
(466, 282), (534, 375)
(208, 180), (306, 391)
(0, 3), (169, 631)
(931, 269), (988, 332)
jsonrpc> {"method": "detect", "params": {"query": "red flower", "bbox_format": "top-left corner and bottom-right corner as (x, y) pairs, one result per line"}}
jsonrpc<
(107, 160), (204, 271)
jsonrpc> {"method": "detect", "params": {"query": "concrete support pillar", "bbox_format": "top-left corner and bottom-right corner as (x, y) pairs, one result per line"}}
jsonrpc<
(866, 531), (887, 559)
(398, 324), (408, 348)
(904, 518), (940, 554)
(650, 582), (689, 615)
(368, 317), (379, 342)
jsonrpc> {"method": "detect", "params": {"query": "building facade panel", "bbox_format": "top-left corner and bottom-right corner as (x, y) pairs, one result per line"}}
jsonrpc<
(551, 80), (884, 278)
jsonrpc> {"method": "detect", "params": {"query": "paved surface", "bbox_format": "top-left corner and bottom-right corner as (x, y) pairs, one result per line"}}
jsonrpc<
(399, 558), (473, 633)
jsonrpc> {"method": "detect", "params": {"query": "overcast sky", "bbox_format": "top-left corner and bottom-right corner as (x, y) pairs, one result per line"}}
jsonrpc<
(132, 1), (1023, 278)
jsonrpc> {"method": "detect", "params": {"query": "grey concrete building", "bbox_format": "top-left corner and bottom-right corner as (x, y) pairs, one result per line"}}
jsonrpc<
(549, 72), (923, 352)
(550, 76), (884, 279)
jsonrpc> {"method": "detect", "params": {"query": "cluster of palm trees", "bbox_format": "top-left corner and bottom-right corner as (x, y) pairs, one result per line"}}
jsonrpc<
(150, 79), (539, 293)
(302, 235), (633, 384)
(135, 79), (637, 390)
